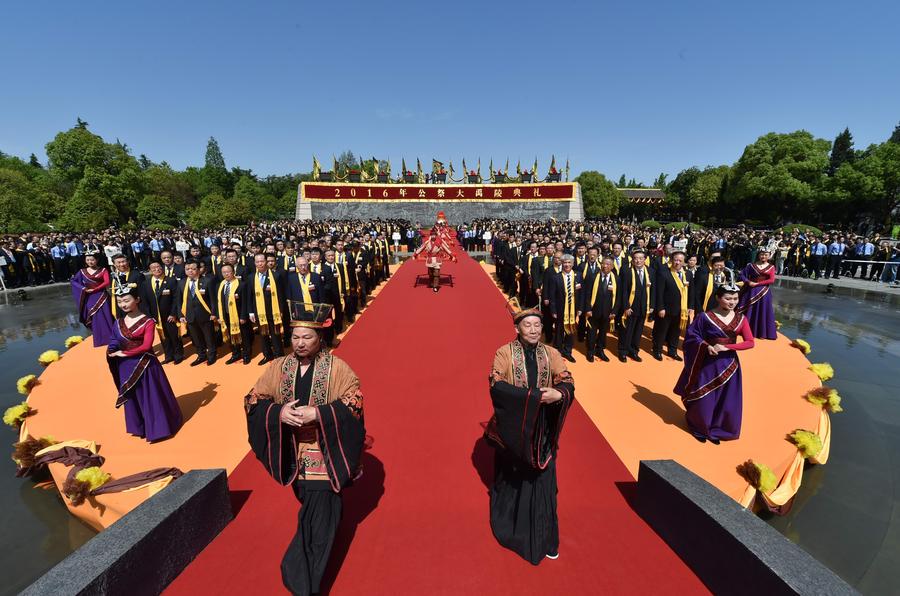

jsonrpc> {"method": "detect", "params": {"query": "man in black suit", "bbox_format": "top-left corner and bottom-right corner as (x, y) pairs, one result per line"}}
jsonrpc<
(246, 253), (286, 365)
(148, 260), (184, 364)
(160, 250), (185, 282)
(110, 253), (152, 317)
(334, 241), (358, 322)
(216, 263), (253, 364)
(549, 254), (582, 363)
(204, 243), (224, 282)
(311, 249), (339, 346)
(174, 260), (218, 366)
(580, 256), (619, 362)
(518, 241), (540, 308)
(538, 251), (561, 343)
(617, 249), (653, 362)
(577, 247), (601, 341)
(690, 255), (726, 313)
(652, 251), (689, 361)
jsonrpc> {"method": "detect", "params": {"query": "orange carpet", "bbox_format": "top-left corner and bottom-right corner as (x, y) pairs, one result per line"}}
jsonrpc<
(20, 266), (397, 530)
(480, 263), (823, 501)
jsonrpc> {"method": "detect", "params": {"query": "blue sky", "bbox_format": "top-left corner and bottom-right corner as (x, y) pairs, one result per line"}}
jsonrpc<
(1, 0), (898, 183)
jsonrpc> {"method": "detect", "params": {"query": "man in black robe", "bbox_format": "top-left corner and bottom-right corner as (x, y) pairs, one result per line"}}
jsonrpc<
(616, 248), (653, 362)
(245, 303), (365, 595)
(485, 299), (575, 564)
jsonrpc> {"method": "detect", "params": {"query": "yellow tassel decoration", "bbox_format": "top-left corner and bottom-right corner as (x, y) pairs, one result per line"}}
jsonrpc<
(787, 429), (823, 459)
(38, 350), (60, 366)
(775, 320), (782, 330)
(64, 335), (84, 349)
(3, 402), (33, 427)
(16, 374), (38, 396)
(790, 338), (811, 354)
(803, 387), (843, 413)
(808, 362), (834, 381)
(74, 467), (111, 491)
(736, 460), (778, 495)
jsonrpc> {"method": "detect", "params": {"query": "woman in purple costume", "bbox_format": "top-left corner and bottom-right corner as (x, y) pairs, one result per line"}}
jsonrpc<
(674, 284), (755, 444)
(737, 247), (777, 339)
(70, 251), (116, 347)
(107, 287), (183, 442)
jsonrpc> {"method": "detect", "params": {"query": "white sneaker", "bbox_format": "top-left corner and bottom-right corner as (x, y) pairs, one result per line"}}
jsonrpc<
(545, 552), (559, 560)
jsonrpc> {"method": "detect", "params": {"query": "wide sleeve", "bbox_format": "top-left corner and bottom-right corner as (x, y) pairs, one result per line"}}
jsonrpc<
(315, 357), (366, 491)
(725, 317), (755, 351)
(246, 398), (297, 486)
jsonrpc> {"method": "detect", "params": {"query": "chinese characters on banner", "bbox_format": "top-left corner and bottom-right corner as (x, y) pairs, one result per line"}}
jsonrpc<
(300, 182), (576, 201)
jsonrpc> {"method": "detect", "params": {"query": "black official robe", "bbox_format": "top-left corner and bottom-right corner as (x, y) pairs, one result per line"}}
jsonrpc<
(485, 340), (575, 564)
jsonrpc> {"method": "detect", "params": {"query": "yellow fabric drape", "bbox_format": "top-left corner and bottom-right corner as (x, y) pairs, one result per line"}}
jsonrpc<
(670, 268), (689, 333)
(182, 277), (212, 315)
(587, 271), (617, 332)
(562, 271), (577, 334)
(151, 277), (165, 339)
(253, 270), (282, 335)
(703, 272), (714, 312)
(296, 273), (313, 314)
(623, 268), (650, 325)
(217, 279), (241, 342)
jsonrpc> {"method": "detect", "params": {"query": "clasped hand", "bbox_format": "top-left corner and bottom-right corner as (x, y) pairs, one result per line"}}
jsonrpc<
(540, 387), (563, 404)
(280, 401), (318, 427)
(706, 343), (728, 355)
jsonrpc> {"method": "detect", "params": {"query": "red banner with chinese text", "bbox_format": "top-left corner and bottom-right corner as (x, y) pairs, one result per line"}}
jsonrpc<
(300, 182), (576, 202)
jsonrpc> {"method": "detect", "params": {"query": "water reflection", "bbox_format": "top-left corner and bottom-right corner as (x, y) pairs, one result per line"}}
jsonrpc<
(771, 289), (900, 592)
(0, 287), (97, 595)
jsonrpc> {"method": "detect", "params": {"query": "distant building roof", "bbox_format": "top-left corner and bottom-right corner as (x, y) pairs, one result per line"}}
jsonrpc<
(619, 188), (666, 204)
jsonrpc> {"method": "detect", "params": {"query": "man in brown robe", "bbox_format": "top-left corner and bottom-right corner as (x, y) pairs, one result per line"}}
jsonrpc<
(484, 298), (575, 564)
(245, 301), (365, 595)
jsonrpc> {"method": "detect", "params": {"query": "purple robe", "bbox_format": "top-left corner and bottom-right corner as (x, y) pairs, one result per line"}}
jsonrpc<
(736, 263), (777, 339)
(107, 318), (183, 442)
(674, 312), (753, 441)
(71, 268), (116, 347)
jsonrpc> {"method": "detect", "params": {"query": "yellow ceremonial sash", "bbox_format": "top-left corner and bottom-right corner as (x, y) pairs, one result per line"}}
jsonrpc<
(296, 273), (313, 313)
(670, 268), (689, 333)
(588, 271), (617, 332)
(253, 270), (282, 335)
(562, 271), (577, 334)
(151, 277), (165, 338)
(527, 254), (535, 280)
(182, 277), (212, 315)
(703, 272), (714, 312)
(217, 279), (241, 342)
(624, 268), (651, 324)
(543, 255), (549, 270)
(335, 261), (348, 303)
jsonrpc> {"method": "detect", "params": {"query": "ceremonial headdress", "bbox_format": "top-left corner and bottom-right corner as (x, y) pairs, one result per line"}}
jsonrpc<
(506, 297), (542, 324)
(287, 301), (333, 328)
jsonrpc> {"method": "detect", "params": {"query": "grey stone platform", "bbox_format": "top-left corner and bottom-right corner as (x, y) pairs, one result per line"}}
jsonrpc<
(636, 460), (857, 595)
(22, 469), (232, 596)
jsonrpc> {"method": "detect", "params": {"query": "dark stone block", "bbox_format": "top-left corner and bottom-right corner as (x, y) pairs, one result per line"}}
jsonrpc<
(23, 469), (232, 596)
(636, 460), (857, 596)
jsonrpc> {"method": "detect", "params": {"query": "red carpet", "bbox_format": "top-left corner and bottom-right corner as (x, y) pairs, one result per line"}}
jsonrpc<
(167, 254), (707, 595)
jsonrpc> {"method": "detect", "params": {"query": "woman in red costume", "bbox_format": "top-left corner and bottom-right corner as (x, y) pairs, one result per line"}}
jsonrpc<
(414, 228), (457, 292)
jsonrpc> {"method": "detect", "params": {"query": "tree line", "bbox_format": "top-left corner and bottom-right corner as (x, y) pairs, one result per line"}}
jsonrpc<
(1, 120), (898, 232)
(576, 124), (900, 227)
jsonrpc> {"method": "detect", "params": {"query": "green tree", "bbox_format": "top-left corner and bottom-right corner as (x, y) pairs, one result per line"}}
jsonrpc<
(137, 194), (181, 227)
(205, 137), (226, 170)
(687, 166), (730, 214)
(58, 166), (120, 231)
(29, 153), (42, 169)
(44, 124), (108, 183)
(575, 171), (620, 216)
(726, 131), (830, 221)
(617, 174), (626, 187)
(889, 122), (900, 144)
(652, 172), (668, 188)
(0, 169), (45, 232)
(829, 127), (855, 175)
(144, 164), (197, 211)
